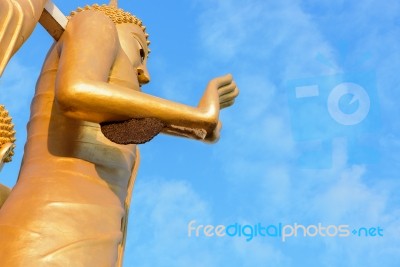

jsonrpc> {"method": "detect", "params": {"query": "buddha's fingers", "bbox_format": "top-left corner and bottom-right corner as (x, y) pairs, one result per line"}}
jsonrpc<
(218, 81), (237, 96)
(219, 86), (239, 110)
(220, 99), (235, 110)
(210, 73), (233, 88)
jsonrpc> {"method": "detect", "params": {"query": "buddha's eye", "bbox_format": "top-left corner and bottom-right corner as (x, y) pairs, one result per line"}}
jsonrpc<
(131, 33), (146, 63)
(140, 48), (145, 62)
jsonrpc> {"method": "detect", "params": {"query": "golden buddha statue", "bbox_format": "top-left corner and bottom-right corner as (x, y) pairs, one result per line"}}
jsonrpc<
(0, 1), (239, 266)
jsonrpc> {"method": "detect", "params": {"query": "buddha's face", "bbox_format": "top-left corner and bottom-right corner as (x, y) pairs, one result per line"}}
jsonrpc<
(116, 23), (150, 85)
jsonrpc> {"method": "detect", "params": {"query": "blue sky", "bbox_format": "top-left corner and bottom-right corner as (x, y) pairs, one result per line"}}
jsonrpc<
(1, 0), (400, 266)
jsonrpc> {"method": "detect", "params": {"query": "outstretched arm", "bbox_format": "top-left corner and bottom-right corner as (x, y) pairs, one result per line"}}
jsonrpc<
(0, 0), (48, 76)
(162, 74), (238, 142)
(56, 11), (238, 143)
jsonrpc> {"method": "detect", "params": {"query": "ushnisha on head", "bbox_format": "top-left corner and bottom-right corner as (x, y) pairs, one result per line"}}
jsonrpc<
(69, 1), (151, 55)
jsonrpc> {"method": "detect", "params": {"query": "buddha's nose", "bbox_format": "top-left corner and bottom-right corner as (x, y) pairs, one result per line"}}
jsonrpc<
(137, 66), (150, 85)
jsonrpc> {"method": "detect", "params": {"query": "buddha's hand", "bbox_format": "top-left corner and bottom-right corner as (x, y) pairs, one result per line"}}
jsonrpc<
(217, 74), (239, 110)
(198, 74), (239, 143)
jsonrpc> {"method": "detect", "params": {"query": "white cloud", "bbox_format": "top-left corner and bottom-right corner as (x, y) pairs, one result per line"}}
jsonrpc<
(0, 59), (36, 113)
(125, 177), (218, 267)
(125, 177), (292, 267)
(189, 0), (400, 266)
(197, 0), (339, 78)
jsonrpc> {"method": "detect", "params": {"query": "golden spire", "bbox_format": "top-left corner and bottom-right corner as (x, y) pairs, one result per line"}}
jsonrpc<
(109, 0), (118, 7)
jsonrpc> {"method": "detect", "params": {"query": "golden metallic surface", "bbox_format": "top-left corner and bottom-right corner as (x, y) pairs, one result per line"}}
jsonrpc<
(69, 4), (150, 54)
(0, 105), (16, 164)
(0, 183), (10, 208)
(0, 105), (16, 207)
(0, 0), (48, 76)
(0, 2), (239, 267)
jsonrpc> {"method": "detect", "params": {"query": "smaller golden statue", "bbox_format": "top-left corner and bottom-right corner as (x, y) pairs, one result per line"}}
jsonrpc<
(0, 105), (15, 164)
(0, 105), (15, 207)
